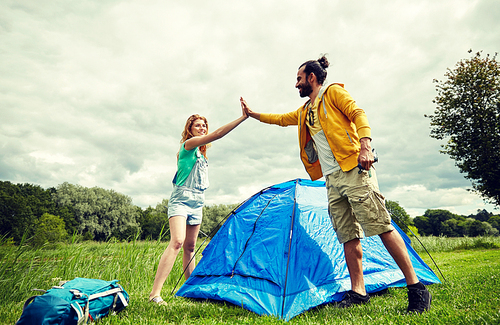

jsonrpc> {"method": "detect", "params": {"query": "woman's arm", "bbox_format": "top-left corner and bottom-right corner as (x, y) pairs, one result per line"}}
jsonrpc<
(184, 99), (248, 151)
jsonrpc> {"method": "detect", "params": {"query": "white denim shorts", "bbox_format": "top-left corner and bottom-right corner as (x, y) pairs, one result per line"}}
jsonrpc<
(168, 185), (204, 226)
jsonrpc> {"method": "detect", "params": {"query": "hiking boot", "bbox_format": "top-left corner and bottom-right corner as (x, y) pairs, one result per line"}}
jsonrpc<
(407, 284), (431, 313)
(337, 290), (370, 308)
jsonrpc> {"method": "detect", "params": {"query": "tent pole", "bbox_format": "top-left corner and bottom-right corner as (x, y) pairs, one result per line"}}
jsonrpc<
(281, 179), (299, 319)
(389, 212), (447, 283)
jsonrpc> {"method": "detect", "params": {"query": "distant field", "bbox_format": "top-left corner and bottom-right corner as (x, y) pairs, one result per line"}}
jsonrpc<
(1, 236), (499, 324)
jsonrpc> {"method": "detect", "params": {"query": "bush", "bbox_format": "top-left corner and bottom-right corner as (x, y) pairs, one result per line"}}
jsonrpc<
(32, 213), (67, 247)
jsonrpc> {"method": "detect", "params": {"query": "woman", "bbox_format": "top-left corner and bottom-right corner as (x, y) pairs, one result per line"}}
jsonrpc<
(149, 99), (248, 305)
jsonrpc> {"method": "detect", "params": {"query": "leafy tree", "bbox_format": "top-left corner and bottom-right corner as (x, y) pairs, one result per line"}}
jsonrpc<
(32, 213), (67, 247)
(413, 216), (431, 236)
(456, 218), (472, 236)
(415, 209), (458, 236)
(137, 201), (170, 241)
(0, 181), (70, 243)
(426, 209), (453, 236)
(48, 187), (78, 236)
(488, 215), (500, 231)
(483, 221), (498, 236)
(385, 200), (413, 233)
(142, 211), (169, 241)
(52, 183), (140, 241)
(0, 184), (36, 243)
(469, 209), (492, 222)
(201, 204), (238, 238)
(467, 219), (496, 237)
(427, 50), (500, 206)
(154, 199), (169, 215)
(441, 218), (461, 237)
(414, 208), (498, 237)
(136, 201), (238, 240)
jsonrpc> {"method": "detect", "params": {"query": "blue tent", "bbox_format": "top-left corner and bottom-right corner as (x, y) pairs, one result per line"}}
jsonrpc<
(176, 179), (440, 320)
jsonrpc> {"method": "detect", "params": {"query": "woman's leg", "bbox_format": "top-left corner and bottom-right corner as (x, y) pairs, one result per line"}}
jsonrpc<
(149, 216), (186, 299)
(182, 224), (201, 279)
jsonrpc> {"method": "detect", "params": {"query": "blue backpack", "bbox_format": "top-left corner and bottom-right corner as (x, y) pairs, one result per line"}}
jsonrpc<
(16, 278), (129, 324)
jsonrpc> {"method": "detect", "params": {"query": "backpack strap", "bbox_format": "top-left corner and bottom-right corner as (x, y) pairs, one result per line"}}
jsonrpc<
(70, 302), (85, 325)
(87, 286), (129, 315)
(88, 287), (124, 300)
(117, 292), (128, 308)
(20, 296), (38, 311)
(70, 289), (89, 324)
(20, 289), (47, 311)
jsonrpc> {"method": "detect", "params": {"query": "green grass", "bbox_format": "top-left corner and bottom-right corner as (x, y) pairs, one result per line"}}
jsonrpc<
(411, 235), (500, 253)
(1, 237), (499, 324)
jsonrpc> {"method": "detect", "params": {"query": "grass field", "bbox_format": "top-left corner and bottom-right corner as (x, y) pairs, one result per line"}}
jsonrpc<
(1, 236), (499, 324)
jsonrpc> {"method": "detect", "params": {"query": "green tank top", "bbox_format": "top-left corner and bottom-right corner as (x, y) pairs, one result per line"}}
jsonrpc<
(174, 143), (199, 186)
(174, 142), (209, 191)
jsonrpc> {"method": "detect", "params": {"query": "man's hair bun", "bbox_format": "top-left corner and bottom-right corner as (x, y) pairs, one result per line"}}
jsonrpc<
(318, 55), (329, 70)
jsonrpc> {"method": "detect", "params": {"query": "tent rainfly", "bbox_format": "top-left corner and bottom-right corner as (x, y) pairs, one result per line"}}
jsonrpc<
(176, 179), (440, 320)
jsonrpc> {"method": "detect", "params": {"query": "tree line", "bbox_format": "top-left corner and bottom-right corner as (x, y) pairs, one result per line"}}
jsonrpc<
(0, 181), (237, 246)
(1, 180), (498, 246)
(414, 209), (500, 237)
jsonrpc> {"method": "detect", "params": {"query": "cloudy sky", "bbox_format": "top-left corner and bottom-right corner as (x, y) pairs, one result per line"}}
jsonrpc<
(1, 0), (499, 218)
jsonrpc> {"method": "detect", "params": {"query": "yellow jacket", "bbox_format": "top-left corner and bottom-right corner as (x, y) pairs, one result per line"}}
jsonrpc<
(260, 83), (371, 180)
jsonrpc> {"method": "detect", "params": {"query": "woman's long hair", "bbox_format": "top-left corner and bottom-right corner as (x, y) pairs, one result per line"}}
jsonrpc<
(181, 114), (209, 158)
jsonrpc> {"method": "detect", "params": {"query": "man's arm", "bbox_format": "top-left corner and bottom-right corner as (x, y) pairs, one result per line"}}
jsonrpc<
(328, 85), (371, 139)
(240, 97), (260, 120)
(240, 97), (299, 126)
(325, 86), (374, 170)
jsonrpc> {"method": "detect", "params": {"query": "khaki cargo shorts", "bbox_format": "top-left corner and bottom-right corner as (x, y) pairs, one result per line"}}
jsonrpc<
(325, 167), (393, 244)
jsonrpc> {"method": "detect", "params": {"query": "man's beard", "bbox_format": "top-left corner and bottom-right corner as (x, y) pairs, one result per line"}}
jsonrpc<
(298, 82), (313, 98)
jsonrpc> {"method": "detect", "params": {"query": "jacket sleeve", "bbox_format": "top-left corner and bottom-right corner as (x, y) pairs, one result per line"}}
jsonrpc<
(259, 109), (300, 127)
(327, 85), (371, 139)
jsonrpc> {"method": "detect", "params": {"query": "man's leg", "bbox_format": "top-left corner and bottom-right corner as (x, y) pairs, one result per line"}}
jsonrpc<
(341, 167), (431, 312)
(326, 172), (370, 307)
(339, 238), (371, 307)
(379, 230), (432, 313)
(379, 230), (418, 285)
(343, 238), (366, 295)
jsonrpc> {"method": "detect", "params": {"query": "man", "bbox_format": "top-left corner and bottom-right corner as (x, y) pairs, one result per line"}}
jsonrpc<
(240, 55), (432, 313)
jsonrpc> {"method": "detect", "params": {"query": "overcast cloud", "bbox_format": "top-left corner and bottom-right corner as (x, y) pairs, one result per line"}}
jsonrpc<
(1, 0), (499, 217)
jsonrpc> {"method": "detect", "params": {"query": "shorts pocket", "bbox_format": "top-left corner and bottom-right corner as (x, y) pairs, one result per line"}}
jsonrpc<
(371, 191), (391, 224)
(327, 203), (338, 232)
(347, 185), (380, 225)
